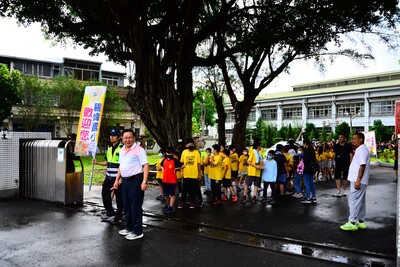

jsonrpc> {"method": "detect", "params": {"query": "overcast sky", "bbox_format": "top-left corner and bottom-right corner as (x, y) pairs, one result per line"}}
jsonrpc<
(1, 17), (399, 93)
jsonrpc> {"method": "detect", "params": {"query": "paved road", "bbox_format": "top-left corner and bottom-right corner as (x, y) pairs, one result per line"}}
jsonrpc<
(0, 164), (397, 266)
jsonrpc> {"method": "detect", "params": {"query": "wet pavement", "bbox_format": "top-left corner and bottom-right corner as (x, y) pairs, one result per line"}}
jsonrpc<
(0, 164), (397, 266)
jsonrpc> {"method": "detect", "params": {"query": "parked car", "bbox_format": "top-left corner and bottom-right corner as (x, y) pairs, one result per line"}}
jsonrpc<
(265, 140), (301, 153)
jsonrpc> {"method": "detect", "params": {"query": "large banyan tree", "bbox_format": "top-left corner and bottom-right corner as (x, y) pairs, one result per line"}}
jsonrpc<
(1, 0), (398, 149)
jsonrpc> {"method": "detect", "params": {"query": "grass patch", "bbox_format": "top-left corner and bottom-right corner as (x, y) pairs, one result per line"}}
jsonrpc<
(76, 153), (164, 185)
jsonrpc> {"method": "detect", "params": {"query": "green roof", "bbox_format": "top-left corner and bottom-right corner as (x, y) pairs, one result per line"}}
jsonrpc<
(256, 79), (400, 101)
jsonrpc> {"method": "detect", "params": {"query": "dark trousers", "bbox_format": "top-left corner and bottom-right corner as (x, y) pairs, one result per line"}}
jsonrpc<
(263, 182), (276, 199)
(195, 180), (203, 203)
(211, 179), (222, 201)
(335, 164), (349, 180)
(102, 178), (123, 216)
(121, 174), (144, 235)
(180, 178), (198, 203)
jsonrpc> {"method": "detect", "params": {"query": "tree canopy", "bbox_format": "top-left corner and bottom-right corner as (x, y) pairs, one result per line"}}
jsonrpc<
(17, 75), (55, 131)
(193, 87), (216, 133)
(0, 63), (22, 123)
(369, 119), (393, 142)
(2, 1), (399, 148)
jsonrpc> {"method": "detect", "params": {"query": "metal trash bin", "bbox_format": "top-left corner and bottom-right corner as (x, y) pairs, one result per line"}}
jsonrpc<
(20, 140), (84, 204)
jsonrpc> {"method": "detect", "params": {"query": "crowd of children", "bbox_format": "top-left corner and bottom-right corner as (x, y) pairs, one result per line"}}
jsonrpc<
(154, 137), (354, 214)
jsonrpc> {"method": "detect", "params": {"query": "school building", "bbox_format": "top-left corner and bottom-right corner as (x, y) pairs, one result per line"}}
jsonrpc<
(0, 54), (145, 139)
(221, 70), (400, 143)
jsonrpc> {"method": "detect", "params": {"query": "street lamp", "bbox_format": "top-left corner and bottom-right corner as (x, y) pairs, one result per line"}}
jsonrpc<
(344, 108), (361, 134)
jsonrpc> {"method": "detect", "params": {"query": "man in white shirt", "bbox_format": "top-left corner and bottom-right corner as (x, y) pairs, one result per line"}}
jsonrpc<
(112, 129), (149, 240)
(340, 132), (370, 231)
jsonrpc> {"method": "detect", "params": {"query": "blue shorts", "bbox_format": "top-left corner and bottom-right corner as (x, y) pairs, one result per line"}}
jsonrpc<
(277, 173), (287, 184)
(162, 183), (177, 197)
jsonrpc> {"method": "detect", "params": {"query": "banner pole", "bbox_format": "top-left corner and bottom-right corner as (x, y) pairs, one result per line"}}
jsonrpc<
(89, 154), (95, 191)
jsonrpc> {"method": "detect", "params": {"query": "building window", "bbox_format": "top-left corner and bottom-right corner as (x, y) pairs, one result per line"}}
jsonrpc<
(261, 108), (277, 120)
(308, 105), (332, 119)
(226, 129), (233, 144)
(64, 67), (100, 81)
(226, 112), (235, 123)
(283, 106), (302, 119)
(102, 76), (119, 86)
(63, 61), (100, 81)
(337, 102), (364, 116)
(39, 64), (52, 77)
(370, 100), (395, 115)
(248, 110), (256, 121)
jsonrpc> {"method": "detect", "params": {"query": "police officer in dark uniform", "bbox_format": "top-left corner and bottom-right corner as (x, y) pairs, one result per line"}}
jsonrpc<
(93, 129), (124, 224)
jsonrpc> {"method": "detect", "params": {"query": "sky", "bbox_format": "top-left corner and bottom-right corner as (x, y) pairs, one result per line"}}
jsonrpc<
(1, 17), (399, 93)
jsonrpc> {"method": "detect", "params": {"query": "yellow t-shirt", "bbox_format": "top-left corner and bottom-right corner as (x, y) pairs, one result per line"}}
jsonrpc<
(156, 158), (163, 179)
(180, 149), (201, 179)
(203, 156), (210, 175)
(322, 151), (329, 161)
(247, 149), (261, 177)
(209, 154), (223, 180)
(238, 155), (249, 173)
(223, 157), (232, 179)
(329, 151), (335, 160)
(229, 152), (239, 171)
(284, 153), (293, 171)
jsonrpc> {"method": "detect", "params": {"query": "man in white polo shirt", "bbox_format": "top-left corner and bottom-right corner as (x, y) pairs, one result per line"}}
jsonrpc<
(340, 132), (370, 231)
(112, 129), (149, 240)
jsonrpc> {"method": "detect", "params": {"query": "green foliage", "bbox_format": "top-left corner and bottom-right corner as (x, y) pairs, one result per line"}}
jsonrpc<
(278, 126), (288, 140)
(320, 127), (327, 142)
(263, 124), (275, 148)
(291, 121), (303, 140)
(2, 0), (399, 148)
(287, 124), (294, 139)
(253, 117), (266, 142)
(0, 64), (22, 123)
(335, 122), (351, 140)
(192, 117), (202, 136)
(193, 87), (216, 130)
(98, 86), (127, 148)
(245, 128), (252, 147)
(327, 131), (336, 142)
(304, 123), (319, 141)
(17, 75), (55, 131)
(369, 119), (393, 142)
(378, 149), (395, 163)
(52, 76), (85, 137)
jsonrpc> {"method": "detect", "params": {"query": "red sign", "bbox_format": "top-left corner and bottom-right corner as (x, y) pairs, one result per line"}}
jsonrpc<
(396, 101), (400, 138)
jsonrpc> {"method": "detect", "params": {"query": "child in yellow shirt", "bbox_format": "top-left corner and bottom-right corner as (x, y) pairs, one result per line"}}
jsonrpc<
(222, 148), (238, 202)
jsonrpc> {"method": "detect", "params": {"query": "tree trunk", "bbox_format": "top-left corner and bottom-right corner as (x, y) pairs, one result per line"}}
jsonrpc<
(213, 92), (226, 145)
(231, 97), (255, 153)
(124, 1), (199, 149)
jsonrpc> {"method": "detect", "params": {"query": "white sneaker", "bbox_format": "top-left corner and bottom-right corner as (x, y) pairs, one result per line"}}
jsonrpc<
(125, 233), (144, 240)
(119, 228), (130, 236)
(342, 191), (347, 197)
(333, 191), (342, 197)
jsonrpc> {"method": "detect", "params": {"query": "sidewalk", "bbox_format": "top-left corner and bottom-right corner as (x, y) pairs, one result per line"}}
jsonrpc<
(0, 165), (396, 266)
(85, 165), (396, 256)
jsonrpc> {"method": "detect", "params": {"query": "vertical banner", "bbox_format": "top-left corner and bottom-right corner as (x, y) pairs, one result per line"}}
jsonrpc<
(362, 130), (376, 156)
(75, 86), (107, 156)
(396, 100), (400, 139)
